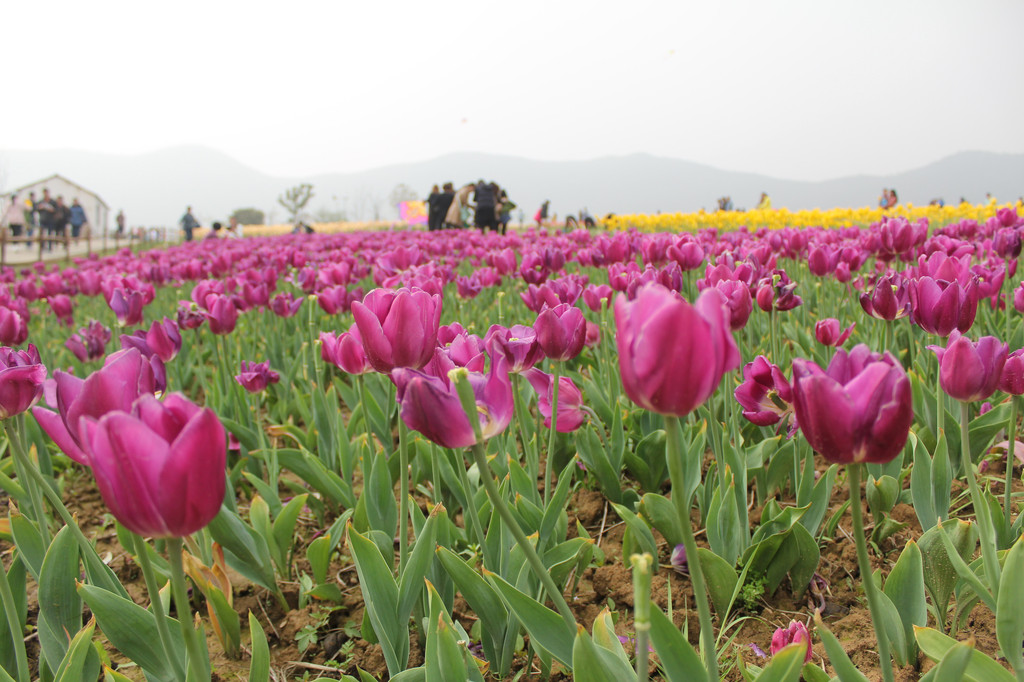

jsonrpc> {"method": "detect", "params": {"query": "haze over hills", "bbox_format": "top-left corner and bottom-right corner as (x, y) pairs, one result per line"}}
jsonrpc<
(0, 146), (1021, 228)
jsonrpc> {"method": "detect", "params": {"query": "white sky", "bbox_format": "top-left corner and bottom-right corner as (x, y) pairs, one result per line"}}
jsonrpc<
(5, 0), (1023, 181)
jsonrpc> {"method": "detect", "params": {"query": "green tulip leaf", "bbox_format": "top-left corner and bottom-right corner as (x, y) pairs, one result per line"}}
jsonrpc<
(346, 524), (406, 676)
(930, 640), (974, 682)
(571, 625), (635, 682)
(639, 492), (684, 548)
(38, 526), (84, 673)
(996, 537), (1024, 676)
(648, 603), (706, 682)
(78, 584), (182, 682)
(484, 569), (574, 667)
(919, 519), (977, 627)
(8, 511), (45, 581)
(248, 612), (270, 682)
(52, 618), (97, 682)
(914, 626), (1015, 682)
(754, 642), (806, 682)
(609, 502), (658, 562)
(883, 541), (926, 665)
(695, 547), (739, 618)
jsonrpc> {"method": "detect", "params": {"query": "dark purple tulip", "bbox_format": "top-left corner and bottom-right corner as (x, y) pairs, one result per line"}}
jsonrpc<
(807, 245), (838, 278)
(107, 288), (145, 327)
(204, 295), (239, 336)
(145, 318), (182, 362)
(524, 368), (586, 432)
(533, 303), (587, 362)
(235, 361), (280, 393)
(667, 238), (704, 271)
(993, 228), (1022, 259)
(814, 318), (855, 347)
(734, 355), (794, 427)
(176, 301), (206, 330)
(351, 288), (442, 374)
(49, 295), (74, 327)
(582, 284), (614, 312)
(615, 284), (740, 416)
(485, 324), (545, 373)
(0, 345), (47, 419)
(455, 275), (483, 300)
(999, 349), (1024, 396)
(33, 348), (158, 465)
(269, 292), (304, 318)
(80, 393), (226, 538)
(392, 360), (513, 449)
(791, 345), (913, 464)
(908, 277), (979, 336)
(755, 271), (802, 312)
(714, 280), (753, 331)
(929, 331), (1007, 402)
(321, 326), (373, 375)
(65, 320), (111, 363)
(0, 307), (29, 346)
(859, 275), (911, 321)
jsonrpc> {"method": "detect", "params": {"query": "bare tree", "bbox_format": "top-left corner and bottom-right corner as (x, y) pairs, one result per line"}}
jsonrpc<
(388, 183), (419, 208)
(278, 183), (315, 222)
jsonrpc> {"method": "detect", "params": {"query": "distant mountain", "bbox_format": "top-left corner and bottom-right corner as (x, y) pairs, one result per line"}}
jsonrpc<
(1, 146), (1021, 228)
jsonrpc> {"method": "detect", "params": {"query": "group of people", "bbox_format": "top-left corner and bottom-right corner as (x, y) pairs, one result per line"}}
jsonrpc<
(714, 192), (772, 212)
(1, 188), (91, 250)
(879, 188), (899, 209)
(426, 181), (516, 234)
(180, 206), (244, 241)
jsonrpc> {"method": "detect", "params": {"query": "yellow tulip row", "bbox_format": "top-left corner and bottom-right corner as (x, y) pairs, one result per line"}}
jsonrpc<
(606, 200), (1024, 233)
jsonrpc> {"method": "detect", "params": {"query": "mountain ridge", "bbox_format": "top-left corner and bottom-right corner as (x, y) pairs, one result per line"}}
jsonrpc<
(1, 146), (1021, 228)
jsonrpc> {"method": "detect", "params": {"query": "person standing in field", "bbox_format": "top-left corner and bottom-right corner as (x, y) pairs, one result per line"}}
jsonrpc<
(24, 192), (37, 247)
(473, 180), (498, 232)
(69, 198), (88, 242)
(35, 189), (57, 251)
(226, 216), (243, 239)
(438, 183), (455, 229)
(445, 183), (475, 229)
(180, 206), (200, 242)
(497, 188), (515, 235)
(426, 184), (443, 231)
(756, 192), (772, 210)
(2, 194), (25, 241)
(534, 200), (550, 228)
(116, 210), (126, 236)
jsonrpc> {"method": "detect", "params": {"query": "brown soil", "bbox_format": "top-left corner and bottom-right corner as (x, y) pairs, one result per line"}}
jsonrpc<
(3, 451), (1020, 681)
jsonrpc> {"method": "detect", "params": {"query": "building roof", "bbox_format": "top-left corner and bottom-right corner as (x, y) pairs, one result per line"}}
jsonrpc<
(10, 174), (109, 208)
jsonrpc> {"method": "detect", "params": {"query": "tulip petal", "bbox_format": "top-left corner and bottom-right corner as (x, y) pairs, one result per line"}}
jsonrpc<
(157, 408), (227, 537)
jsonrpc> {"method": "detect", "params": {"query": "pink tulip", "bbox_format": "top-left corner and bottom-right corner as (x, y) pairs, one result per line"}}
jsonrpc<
(929, 331), (1007, 402)
(351, 288), (442, 373)
(235, 361), (280, 393)
(80, 393), (226, 538)
(0, 345), (47, 419)
(320, 326), (373, 375)
(524, 368), (587, 432)
(533, 303), (587, 362)
(769, 621), (812, 663)
(615, 284), (740, 416)
(734, 356), (794, 427)
(485, 324), (545, 373)
(814, 318), (855, 347)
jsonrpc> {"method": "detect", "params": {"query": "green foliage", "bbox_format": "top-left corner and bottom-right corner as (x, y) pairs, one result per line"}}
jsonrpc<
(230, 207), (265, 224)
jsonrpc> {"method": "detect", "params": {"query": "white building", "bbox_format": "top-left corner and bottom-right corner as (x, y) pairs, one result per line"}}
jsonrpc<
(4, 174), (110, 234)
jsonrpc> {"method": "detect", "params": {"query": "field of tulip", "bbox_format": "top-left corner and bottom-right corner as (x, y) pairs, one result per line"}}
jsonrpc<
(1, 208), (1024, 682)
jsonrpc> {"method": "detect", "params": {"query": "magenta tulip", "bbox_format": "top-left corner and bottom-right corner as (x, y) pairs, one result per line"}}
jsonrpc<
(107, 288), (145, 327)
(524, 368), (587, 432)
(203, 295), (239, 335)
(0, 307), (29, 346)
(770, 621), (812, 663)
(615, 284), (740, 416)
(908, 277), (978, 336)
(235, 361), (280, 393)
(999, 349), (1024, 395)
(929, 331), (1007, 402)
(814, 318), (855, 347)
(485, 324), (545, 373)
(734, 356), (794, 427)
(392, 360), (513, 449)
(533, 303), (587, 362)
(80, 393), (226, 538)
(320, 326), (373, 375)
(65, 320), (111, 363)
(145, 317), (182, 362)
(351, 287), (442, 373)
(0, 345), (47, 419)
(859, 275), (911, 321)
(33, 348), (158, 465)
(791, 345), (912, 464)
(269, 292), (304, 318)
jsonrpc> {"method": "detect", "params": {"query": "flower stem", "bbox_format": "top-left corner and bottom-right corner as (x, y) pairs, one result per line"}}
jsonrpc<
(5, 417), (50, 545)
(936, 369), (946, 463)
(166, 537), (210, 682)
(1006, 396), (1019, 531)
(664, 415), (717, 682)
(848, 464), (895, 682)
(511, 373), (537, 486)
(544, 364), (561, 505)
(960, 402), (1002, 593)
(630, 553), (653, 682)
(0, 556), (29, 682)
(132, 533), (187, 681)
(397, 418), (411, 573)
(469, 442), (577, 632)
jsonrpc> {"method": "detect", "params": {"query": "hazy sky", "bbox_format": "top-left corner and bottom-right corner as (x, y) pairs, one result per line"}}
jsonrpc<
(5, 0), (1023, 182)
